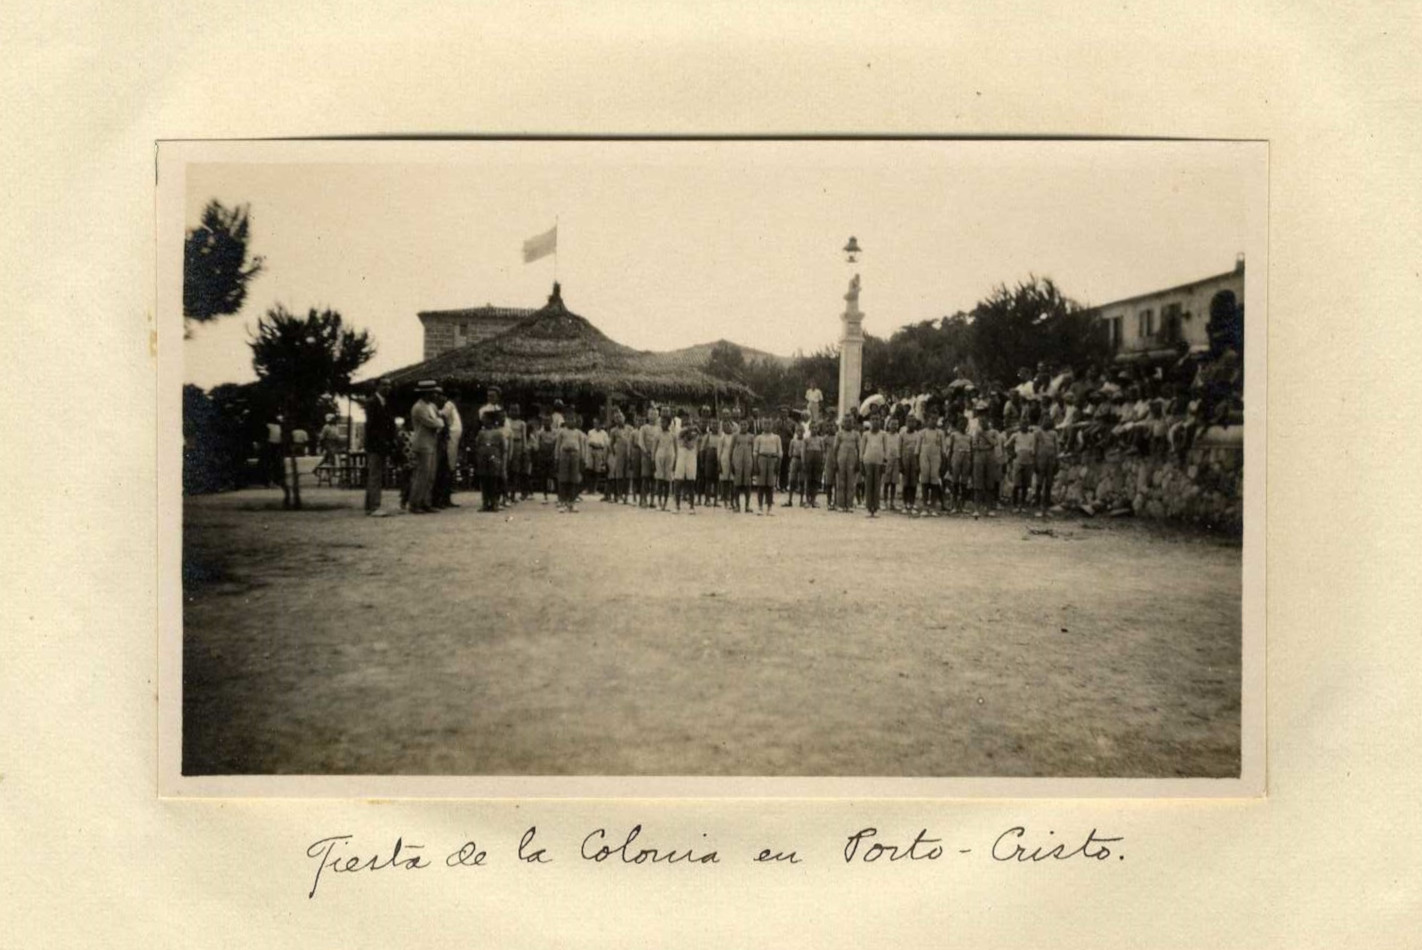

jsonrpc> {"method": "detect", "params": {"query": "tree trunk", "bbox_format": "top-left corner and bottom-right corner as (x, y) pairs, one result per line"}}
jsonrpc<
(288, 452), (302, 509)
(285, 401), (302, 510)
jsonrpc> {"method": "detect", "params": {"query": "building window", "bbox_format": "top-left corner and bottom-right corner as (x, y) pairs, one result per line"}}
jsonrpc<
(1108, 316), (1123, 349)
(1137, 308), (1154, 339)
(1161, 303), (1181, 343)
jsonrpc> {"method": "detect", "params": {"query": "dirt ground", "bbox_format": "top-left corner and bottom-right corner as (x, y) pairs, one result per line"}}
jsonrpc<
(181, 485), (1242, 777)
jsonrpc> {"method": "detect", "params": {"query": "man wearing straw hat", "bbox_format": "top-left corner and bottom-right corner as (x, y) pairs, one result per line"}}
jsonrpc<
(407, 380), (445, 514)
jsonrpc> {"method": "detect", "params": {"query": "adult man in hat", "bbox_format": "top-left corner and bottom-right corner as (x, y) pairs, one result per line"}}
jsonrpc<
(360, 378), (397, 516)
(407, 380), (445, 513)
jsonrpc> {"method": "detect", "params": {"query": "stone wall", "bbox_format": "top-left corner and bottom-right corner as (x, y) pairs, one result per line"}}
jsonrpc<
(1050, 426), (1244, 534)
(422, 319), (459, 359)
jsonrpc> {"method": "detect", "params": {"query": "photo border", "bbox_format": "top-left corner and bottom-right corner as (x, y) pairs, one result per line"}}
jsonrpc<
(157, 137), (1267, 799)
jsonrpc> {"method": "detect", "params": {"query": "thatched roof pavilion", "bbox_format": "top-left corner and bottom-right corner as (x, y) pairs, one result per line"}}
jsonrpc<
(381, 284), (754, 410)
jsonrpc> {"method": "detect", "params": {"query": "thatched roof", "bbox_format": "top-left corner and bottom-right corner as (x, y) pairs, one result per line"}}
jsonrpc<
(381, 285), (754, 400)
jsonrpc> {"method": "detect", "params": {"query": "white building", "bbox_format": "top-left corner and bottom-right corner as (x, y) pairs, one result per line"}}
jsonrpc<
(1087, 256), (1245, 362)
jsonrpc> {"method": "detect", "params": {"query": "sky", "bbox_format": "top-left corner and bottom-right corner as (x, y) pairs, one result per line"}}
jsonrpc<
(180, 140), (1264, 390)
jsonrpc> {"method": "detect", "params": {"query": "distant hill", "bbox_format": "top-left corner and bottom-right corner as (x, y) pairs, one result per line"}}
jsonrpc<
(660, 339), (795, 369)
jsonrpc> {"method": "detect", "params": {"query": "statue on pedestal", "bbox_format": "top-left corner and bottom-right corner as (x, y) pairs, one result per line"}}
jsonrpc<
(838, 273), (865, 420)
(844, 274), (861, 308)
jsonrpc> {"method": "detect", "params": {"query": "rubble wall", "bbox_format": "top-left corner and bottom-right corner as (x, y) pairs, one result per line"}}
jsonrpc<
(1050, 427), (1244, 533)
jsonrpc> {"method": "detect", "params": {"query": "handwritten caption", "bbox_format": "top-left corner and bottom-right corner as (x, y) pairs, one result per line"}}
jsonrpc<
(305, 825), (1125, 898)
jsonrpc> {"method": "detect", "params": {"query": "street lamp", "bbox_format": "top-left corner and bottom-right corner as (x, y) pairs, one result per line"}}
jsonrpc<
(843, 236), (862, 264)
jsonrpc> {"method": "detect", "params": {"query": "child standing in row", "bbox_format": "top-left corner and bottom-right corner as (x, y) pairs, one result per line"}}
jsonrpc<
(784, 427), (804, 508)
(474, 410), (507, 512)
(970, 415), (997, 519)
(587, 418), (609, 498)
(608, 410), (634, 504)
(534, 414), (558, 504)
(554, 413), (588, 513)
(674, 418), (700, 513)
(652, 409), (678, 511)
(900, 416), (922, 513)
(859, 414), (887, 518)
(1006, 418), (1038, 512)
(800, 422), (826, 508)
(916, 415), (945, 516)
(1033, 416), (1060, 517)
(504, 404), (529, 504)
(718, 418), (738, 508)
(945, 416), (973, 513)
(700, 418), (723, 506)
(627, 409), (646, 504)
(831, 414), (861, 512)
(636, 409), (656, 508)
(752, 421), (783, 515)
(883, 416), (902, 511)
(728, 418), (755, 513)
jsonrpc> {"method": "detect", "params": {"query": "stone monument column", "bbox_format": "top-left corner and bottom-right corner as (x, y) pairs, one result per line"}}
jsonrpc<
(838, 273), (864, 420)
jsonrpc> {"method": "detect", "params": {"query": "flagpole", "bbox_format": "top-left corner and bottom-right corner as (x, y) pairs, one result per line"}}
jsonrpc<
(554, 215), (559, 285)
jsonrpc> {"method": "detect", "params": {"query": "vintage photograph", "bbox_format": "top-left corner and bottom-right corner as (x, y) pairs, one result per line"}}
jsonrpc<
(168, 139), (1262, 787)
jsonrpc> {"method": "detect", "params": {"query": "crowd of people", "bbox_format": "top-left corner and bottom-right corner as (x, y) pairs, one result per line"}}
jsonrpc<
(348, 345), (1244, 520)
(858, 350), (1244, 467)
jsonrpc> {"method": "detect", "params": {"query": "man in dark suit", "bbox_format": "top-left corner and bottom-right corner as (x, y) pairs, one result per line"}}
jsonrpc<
(361, 378), (397, 516)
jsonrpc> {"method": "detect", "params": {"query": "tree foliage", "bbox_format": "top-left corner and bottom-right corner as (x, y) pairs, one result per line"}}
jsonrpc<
(184, 200), (266, 325)
(968, 275), (1107, 384)
(743, 276), (1110, 412)
(704, 340), (747, 381)
(249, 305), (375, 433)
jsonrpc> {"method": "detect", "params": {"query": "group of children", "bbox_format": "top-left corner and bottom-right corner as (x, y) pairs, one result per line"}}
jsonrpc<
(777, 411), (1063, 519)
(457, 399), (1066, 519)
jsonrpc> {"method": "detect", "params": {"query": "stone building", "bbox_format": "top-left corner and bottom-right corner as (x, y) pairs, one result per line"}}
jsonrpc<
(417, 305), (537, 360)
(1088, 255), (1245, 362)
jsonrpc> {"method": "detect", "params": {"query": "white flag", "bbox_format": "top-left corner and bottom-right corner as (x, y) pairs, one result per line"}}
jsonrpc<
(522, 225), (557, 263)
